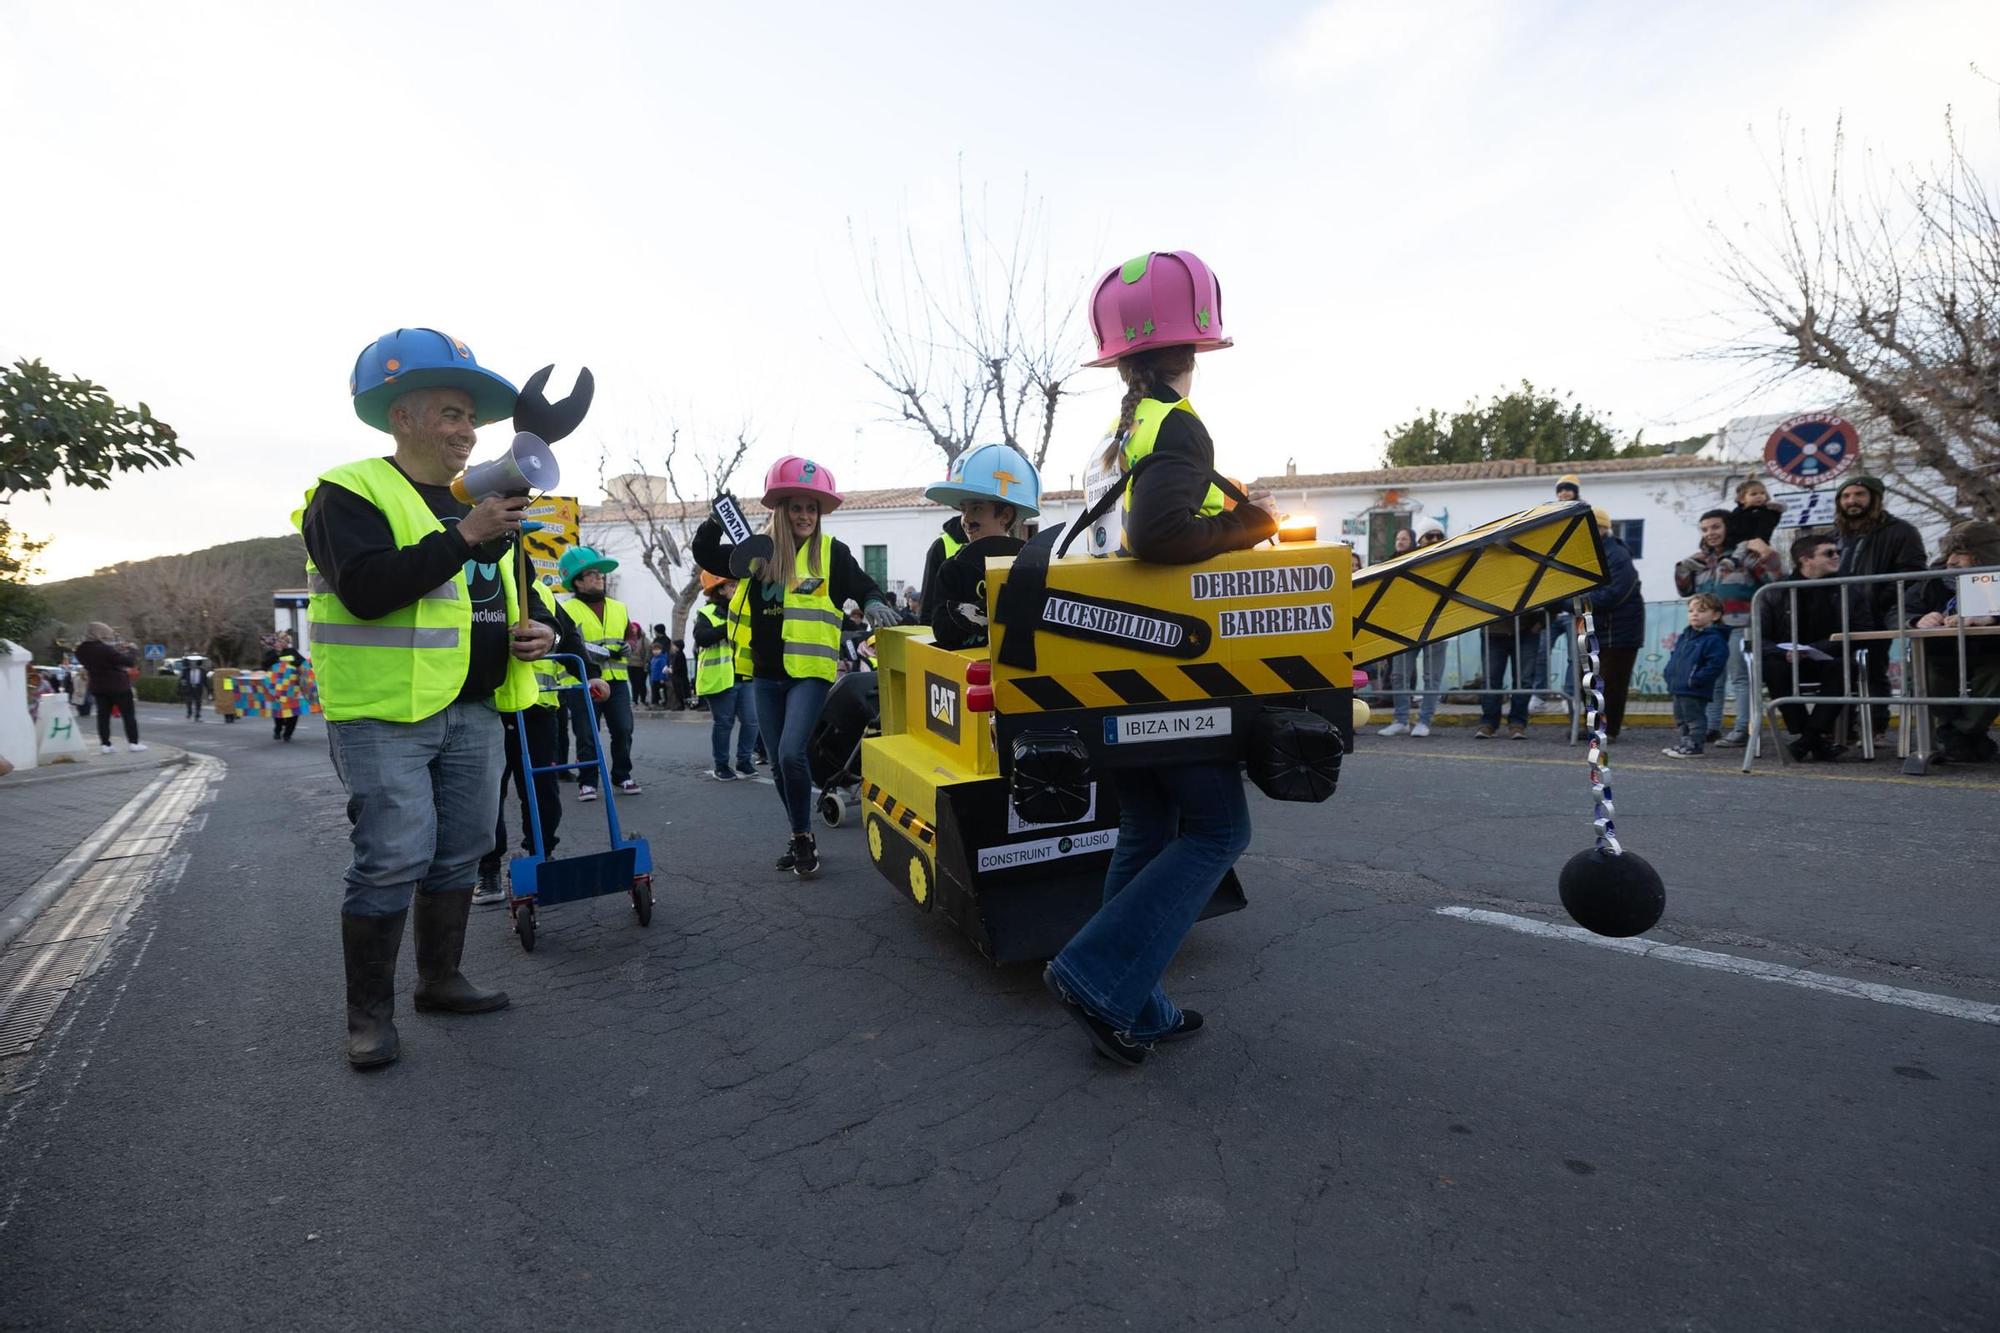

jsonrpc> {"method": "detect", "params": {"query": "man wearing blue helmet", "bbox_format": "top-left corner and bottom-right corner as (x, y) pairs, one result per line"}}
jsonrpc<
(297, 328), (558, 1070)
(917, 443), (1042, 645)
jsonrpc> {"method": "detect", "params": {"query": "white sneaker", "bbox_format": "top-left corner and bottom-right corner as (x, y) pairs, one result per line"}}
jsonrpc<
(1377, 722), (1409, 737)
(1527, 697), (1548, 714)
(1410, 722), (1431, 737)
(127, 742), (148, 752)
(577, 785), (598, 802)
(101, 744), (114, 753)
(619, 779), (641, 794)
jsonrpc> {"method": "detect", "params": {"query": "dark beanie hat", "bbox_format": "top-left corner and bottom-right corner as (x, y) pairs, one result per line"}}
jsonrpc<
(1841, 474), (1884, 500)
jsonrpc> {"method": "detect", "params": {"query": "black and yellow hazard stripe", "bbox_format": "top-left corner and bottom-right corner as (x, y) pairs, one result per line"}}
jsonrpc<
(862, 781), (938, 848)
(995, 652), (1350, 715)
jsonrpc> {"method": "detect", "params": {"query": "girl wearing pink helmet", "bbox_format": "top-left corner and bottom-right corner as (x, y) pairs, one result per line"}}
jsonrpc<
(1042, 251), (1279, 1068)
(693, 455), (899, 879)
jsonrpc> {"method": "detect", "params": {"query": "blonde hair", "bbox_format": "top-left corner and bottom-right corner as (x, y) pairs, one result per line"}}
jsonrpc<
(1093, 344), (1198, 477)
(761, 500), (824, 588)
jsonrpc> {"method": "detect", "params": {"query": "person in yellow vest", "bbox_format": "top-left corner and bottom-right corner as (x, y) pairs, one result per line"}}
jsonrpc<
(473, 580), (609, 907)
(556, 545), (640, 800)
(299, 327), (558, 1069)
(1042, 252), (1278, 1068)
(693, 457), (900, 878)
(691, 571), (760, 780)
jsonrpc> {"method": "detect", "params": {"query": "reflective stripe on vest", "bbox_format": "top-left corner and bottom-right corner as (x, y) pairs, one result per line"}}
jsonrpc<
(695, 603), (735, 696)
(1118, 398), (1224, 518)
(293, 457), (530, 723)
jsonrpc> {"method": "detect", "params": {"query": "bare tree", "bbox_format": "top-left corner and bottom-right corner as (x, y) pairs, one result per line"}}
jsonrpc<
(1707, 101), (2000, 524)
(115, 547), (271, 662)
(597, 421), (753, 637)
(851, 169), (1091, 468)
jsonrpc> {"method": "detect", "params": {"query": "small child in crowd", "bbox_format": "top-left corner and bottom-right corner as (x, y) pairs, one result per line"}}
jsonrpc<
(1663, 593), (1730, 757)
(1724, 478), (1784, 552)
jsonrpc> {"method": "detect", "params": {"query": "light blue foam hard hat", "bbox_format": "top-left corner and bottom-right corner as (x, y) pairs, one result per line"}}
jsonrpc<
(349, 328), (519, 433)
(923, 442), (1041, 517)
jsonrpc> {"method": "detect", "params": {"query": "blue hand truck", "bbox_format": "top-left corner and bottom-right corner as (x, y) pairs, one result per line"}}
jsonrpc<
(507, 653), (654, 952)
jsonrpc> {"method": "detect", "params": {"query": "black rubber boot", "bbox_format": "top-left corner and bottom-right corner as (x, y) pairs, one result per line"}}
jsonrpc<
(412, 889), (510, 1014)
(342, 910), (406, 1069)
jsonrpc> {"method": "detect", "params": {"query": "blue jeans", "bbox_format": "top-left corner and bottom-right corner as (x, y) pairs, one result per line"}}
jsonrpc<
(1391, 641), (1447, 725)
(752, 675), (831, 836)
(326, 698), (504, 917)
(708, 683), (759, 770)
(1048, 761), (1252, 1041)
(569, 678), (635, 785)
(1479, 630), (1544, 729)
(1707, 626), (1748, 735)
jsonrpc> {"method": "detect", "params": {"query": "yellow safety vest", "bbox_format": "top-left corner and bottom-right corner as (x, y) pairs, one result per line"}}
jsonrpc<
(695, 603), (735, 697)
(940, 531), (964, 560)
(1121, 398), (1224, 518)
(293, 458), (537, 722)
(733, 534), (842, 682)
(561, 594), (631, 680)
(728, 579), (754, 680)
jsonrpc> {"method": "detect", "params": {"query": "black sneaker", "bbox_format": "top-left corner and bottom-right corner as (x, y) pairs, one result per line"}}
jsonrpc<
(1159, 1010), (1204, 1043)
(472, 866), (505, 906)
(1706, 729), (1722, 744)
(1042, 966), (1149, 1067)
(712, 765), (738, 781)
(735, 760), (757, 777)
(775, 841), (797, 872)
(791, 834), (820, 880)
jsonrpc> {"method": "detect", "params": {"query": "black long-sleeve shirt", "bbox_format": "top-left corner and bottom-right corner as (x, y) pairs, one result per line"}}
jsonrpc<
(1125, 392), (1275, 564)
(300, 458), (554, 703)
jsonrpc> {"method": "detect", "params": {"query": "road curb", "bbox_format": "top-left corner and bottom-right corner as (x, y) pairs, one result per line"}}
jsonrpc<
(0, 763), (186, 953)
(0, 746), (192, 790)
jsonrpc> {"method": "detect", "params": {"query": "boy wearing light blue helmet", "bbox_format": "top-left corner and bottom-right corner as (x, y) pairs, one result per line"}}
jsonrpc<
(915, 442), (1042, 626)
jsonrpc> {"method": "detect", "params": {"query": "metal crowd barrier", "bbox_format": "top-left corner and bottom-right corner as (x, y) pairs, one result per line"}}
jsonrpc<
(1367, 617), (1588, 743)
(1743, 564), (2000, 775)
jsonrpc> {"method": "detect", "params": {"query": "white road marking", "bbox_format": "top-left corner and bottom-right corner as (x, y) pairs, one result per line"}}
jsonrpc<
(1435, 906), (2000, 1027)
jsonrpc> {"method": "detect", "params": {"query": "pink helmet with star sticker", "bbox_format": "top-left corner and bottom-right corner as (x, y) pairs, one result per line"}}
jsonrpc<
(1083, 250), (1233, 368)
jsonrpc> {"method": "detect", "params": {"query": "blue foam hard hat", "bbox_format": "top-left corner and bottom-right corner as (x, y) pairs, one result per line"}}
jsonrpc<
(349, 328), (519, 433)
(924, 442), (1041, 517)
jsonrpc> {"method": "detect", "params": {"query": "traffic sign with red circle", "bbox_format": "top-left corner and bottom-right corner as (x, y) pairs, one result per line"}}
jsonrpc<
(1763, 414), (1859, 489)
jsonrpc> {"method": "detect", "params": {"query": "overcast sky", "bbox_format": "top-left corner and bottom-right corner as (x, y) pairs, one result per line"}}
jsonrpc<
(5, 0), (1996, 579)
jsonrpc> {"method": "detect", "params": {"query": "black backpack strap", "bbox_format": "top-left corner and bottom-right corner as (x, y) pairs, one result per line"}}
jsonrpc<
(996, 457), (1254, 672)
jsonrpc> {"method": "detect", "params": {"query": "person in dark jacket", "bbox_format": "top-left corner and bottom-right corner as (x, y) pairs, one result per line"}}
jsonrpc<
(1834, 474), (1927, 732)
(1905, 519), (2000, 762)
(1759, 532), (1877, 761)
(1583, 509), (1644, 740)
(916, 514), (969, 622)
(76, 622), (145, 752)
(1041, 249), (1277, 1070)
(1661, 594), (1730, 757)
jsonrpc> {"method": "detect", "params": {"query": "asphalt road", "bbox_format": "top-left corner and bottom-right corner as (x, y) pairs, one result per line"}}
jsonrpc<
(1, 702), (1995, 1331)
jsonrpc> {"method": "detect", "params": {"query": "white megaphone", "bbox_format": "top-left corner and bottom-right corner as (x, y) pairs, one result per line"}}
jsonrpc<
(450, 432), (560, 503)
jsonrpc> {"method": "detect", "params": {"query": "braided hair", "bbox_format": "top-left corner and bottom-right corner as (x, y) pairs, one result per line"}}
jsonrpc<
(1096, 344), (1198, 477)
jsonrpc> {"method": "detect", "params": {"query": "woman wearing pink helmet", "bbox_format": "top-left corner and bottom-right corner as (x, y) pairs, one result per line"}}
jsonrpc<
(693, 455), (899, 879)
(1042, 250), (1279, 1068)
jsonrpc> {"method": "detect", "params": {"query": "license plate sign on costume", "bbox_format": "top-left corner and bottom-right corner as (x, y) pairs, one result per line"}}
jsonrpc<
(976, 827), (1119, 875)
(1103, 707), (1232, 745)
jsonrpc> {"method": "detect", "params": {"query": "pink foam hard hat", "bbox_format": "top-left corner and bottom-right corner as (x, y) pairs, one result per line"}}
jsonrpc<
(1085, 250), (1233, 368)
(761, 455), (843, 512)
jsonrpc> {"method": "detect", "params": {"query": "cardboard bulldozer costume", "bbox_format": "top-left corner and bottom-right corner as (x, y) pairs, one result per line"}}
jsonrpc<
(860, 501), (1612, 963)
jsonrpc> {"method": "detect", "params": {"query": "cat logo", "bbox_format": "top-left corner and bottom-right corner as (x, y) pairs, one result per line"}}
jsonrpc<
(924, 671), (961, 744)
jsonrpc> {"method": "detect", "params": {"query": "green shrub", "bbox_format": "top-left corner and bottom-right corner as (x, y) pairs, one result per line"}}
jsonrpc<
(134, 675), (180, 703)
